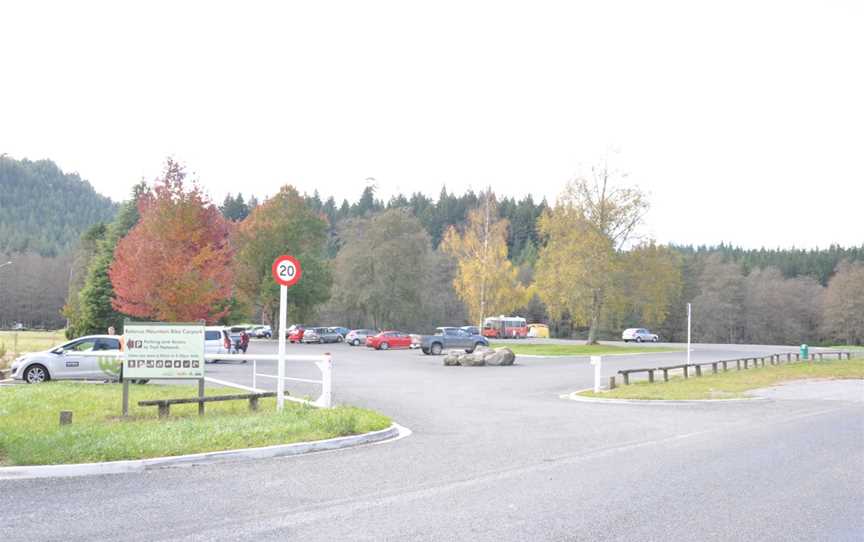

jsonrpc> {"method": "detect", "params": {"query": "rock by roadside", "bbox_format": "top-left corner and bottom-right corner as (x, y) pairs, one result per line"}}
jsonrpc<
(443, 346), (515, 367)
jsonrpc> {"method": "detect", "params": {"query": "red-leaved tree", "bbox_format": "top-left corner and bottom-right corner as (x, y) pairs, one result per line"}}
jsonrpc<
(109, 160), (235, 323)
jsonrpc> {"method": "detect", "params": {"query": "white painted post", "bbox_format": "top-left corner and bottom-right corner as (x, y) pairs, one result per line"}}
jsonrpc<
(277, 284), (287, 411)
(686, 302), (692, 366)
(316, 353), (333, 408)
(590, 355), (602, 393)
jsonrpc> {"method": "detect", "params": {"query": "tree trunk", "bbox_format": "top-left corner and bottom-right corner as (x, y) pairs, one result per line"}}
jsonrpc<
(587, 289), (603, 345)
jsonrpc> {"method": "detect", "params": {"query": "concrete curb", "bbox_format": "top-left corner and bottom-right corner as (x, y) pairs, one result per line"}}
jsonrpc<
(0, 423), (408, 480)
(560, 389), (771, 405)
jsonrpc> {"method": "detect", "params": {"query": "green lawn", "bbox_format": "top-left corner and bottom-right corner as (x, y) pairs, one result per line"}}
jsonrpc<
(0, 382), (390, 466)
(0, 330), (66, 356)
(578, 358), (864, 400)
(490, 342), (680, 357)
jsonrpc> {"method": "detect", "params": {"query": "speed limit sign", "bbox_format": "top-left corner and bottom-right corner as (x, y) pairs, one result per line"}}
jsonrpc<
(271, 255), (302, 287)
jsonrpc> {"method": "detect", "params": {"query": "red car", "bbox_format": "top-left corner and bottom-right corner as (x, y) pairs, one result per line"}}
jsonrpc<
(366, 331), (413, 350)
(288, 325), (306, 343)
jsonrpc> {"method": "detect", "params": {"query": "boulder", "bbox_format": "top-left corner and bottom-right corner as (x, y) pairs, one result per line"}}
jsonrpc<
(459, 353), (486, 367)
(443, 350), (462, 366)
(484, 347), (516, 366)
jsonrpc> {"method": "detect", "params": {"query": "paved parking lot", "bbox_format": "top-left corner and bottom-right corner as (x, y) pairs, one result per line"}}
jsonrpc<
(2, 341), (862, 541)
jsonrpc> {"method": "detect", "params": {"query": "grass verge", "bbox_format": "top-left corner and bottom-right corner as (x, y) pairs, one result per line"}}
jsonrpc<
(578, 358), (864, 400)
(490, 342), (680, 356)
(0, 382), (390, 466)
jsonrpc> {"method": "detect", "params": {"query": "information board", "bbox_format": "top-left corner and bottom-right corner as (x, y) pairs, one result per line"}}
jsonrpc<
(123, 322), (205, 379)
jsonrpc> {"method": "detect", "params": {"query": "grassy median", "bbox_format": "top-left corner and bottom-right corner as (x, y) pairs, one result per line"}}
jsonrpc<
(490, 342), (680, 357)
(578, 358), (864, 400)
(0, 382), (390, 466)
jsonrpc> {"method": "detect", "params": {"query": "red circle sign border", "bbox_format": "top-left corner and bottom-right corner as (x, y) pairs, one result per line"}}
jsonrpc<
(271, 255), (302, 287)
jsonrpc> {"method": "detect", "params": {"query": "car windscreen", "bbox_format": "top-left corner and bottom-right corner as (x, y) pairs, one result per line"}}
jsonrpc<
(205, 331), (221, 340)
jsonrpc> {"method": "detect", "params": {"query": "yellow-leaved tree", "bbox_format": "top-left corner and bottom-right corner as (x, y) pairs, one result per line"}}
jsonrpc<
(535, 165), (649, 343)
(441, 192), (531, 328)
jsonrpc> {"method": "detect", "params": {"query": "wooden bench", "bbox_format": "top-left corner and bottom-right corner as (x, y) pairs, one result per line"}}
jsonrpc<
(138, 392), (279, 418)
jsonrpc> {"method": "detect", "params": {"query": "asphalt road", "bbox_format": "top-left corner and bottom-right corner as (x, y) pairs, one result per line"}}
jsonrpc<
(2, 341), (862, 541)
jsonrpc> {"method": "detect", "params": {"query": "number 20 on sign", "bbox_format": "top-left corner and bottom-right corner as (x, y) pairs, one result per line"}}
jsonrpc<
(271, 255), (302, 287)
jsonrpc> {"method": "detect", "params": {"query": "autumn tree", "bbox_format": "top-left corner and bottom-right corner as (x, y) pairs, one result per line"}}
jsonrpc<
(822, 261), (864, 345)
(109, 161), (234, 323)
(441, 191), (530, 328)
(608, 242), (683, 331)
(234, 186), (332, 327)
(535, 165), (648, 343)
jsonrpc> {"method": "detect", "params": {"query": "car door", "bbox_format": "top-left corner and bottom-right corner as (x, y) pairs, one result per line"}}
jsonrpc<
(58, 338), (99, 379)
(90, 337), (121, 379)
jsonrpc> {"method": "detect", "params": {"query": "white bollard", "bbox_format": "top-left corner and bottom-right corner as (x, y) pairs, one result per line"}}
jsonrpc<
(590, 355), (602, 393)
(315, 353), (333, 408)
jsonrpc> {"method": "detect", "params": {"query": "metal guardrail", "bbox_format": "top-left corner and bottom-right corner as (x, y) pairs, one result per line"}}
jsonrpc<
(612, 350), (854, 388)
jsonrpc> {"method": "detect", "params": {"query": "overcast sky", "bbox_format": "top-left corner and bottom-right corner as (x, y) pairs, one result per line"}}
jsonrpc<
(2, 1), (861, 248)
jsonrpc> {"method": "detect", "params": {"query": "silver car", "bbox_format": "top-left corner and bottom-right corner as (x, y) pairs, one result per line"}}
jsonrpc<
(11, 335), (122, 383)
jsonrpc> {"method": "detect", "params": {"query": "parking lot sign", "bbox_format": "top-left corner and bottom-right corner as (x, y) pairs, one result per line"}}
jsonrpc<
(124, 322), (205, 379)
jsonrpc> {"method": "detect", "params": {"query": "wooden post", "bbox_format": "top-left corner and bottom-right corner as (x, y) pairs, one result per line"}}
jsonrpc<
(712, 362), (718, 374)
(122, 379), (130, 417)
(609, 376), (616, 390)
(818, 352), (824, 361)
(158, 403), (170, 418)
(622, 372), (630, 385)
(795, 353), (800, 361)
(198, 378), (205, 416)
(683, 365), (689, 379)
(59, 411), (73, 425)
(648, 370), (654, 383)
(722, 361), (728, 372)
(736, 359), (741, 370)
(662, 368), (669, 381)
(695, 365), (702, 377)
(786, 353), (791, 363)
(249, 396), (260, 411)
(743, 359), (749, 369)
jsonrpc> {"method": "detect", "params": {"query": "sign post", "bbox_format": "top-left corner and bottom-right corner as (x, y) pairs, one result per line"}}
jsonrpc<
(687, 303), (692, 366)
(122, 321), (206, 415)
(271, 255), (302, 411)
(590, 355), (602, 393)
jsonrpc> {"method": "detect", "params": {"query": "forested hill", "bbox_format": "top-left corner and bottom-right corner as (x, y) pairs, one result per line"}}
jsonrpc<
(0, 156), (117, 256)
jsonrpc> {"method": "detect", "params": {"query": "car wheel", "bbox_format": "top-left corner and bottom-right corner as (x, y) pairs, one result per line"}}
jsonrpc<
(380, 342), (390, 350)
(131, 379), (149, 385)
(431, 343), (443, 355)
(24, 364), (49, 384)
(652, 337), (658, 342)
(352, 339), (360, 346)
(337, 336), (344, 343)
(636, 337), (643, 343)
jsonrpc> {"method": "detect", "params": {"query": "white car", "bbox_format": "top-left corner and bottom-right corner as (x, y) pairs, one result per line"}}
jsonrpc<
(11, 335), (122, 383)
(204, 326), (231, 362)
(622, 328), (659, 343)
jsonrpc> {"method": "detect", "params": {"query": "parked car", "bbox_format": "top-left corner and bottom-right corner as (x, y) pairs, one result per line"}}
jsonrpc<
(302, 327), (344, 344)
(527, 323), (550, 338)
(287, 324), (307, 343)
(366, 331), (413, 350)
(204, 326), (231, 362)
(622, 328), (659, 342)
(252, 325), (272, 338)
(330, 326), (350, 338)
(345, 329), (379, 346)
(11, 335), (122, 383)
(421, 327), (489, 355)
(460, 326), (480, 336)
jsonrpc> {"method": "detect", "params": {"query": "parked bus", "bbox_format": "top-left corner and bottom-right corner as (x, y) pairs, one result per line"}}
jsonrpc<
(482, 316), (528, 338)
